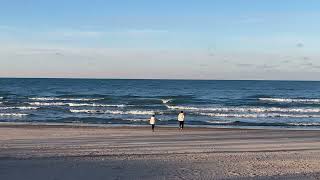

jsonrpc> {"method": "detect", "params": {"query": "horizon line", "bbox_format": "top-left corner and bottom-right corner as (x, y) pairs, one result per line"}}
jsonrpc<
(0, 77), (320, 82)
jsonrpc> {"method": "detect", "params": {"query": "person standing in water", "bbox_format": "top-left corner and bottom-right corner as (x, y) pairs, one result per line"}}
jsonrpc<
(150, 115), (156, 132)
(178, 111), (185, 130)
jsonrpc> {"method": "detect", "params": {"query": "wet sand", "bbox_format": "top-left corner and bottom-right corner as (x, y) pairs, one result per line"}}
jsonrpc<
(1, 124), (320, 179)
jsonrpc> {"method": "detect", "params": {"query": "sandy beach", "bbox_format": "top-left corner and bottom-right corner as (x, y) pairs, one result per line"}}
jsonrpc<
(0, 124), (320, 179)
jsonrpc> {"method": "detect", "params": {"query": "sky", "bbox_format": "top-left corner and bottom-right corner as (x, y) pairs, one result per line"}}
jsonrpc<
(1, 0), (320, 80)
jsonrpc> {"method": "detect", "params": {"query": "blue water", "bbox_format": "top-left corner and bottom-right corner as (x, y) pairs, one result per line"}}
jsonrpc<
(1, 78), (320, 128)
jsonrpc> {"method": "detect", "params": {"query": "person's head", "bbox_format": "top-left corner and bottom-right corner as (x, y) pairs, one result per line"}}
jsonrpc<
(152, 115), (155, 117)
(180, 111), (184, 114)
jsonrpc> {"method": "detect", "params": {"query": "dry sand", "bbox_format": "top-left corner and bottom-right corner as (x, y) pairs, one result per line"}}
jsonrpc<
(0, 124), (320, 179)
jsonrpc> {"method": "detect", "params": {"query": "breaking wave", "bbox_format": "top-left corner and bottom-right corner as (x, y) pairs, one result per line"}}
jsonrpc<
(0, 113), (28, 117)
(167, 105), (320, 113)
(29, 102), (69, 106)
(288, 122), (320, 126)
(259, 98), (320, 104)
(161, 99), (172, 104)
(29, 97), (104, 101)
(200, 112), (320, 118)
(70, 109), (156, 115)
(0, 106), (39, 110)
(28, 102), (125, 107)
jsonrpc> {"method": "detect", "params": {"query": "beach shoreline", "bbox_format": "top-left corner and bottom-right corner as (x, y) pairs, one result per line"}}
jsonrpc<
(1, 124), (320, 179)
(1, 121), (319, 131)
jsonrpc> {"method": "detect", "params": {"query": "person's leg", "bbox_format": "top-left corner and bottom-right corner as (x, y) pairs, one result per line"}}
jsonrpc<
(182, 121), (184, 129)
(152, 124), (155, 132)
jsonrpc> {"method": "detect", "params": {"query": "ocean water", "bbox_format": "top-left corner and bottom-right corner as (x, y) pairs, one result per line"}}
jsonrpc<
(1, 78), (320, 129)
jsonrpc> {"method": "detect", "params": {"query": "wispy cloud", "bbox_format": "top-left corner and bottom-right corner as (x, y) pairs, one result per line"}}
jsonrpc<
(296, 43), (304, 48)
(300, 62), (320, 69)
(236, 63), (254, 67)
(302, 56), (311, 60)
(0, 25), (169, 41)
(257, 64), (277, 70)
(47, 29), (104, 38)
(281, 60), (291, 64)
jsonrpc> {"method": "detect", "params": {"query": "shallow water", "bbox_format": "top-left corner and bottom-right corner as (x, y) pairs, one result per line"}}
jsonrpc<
(1, 78), (320, 128)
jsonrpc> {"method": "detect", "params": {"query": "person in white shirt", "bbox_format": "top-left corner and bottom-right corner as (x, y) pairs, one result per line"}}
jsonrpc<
(150, 115), (156, 132)
(178, 111), (185, 130)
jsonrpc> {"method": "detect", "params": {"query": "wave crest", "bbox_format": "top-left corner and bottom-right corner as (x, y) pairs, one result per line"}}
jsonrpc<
(70, 109), (156, 115)
(167, 105), (320, 113)
(259, 98), (320, 104)
(29, 97), (104, 101)
(0, 106), (39, 110)
(200, 112), (320, 118)
(161, 99), (172, 104)
(28, 102), (125, 107)
(0, 113), (28, 117)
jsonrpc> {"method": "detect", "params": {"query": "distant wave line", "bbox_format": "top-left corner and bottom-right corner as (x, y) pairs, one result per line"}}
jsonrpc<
(200, 112), (320, 118)
(0, 106), (39, 110)
(0, 113), (28, 117)
(28, 102), (126, 107)
(70, 109), (156, 115)
(29, 97), (104, 101)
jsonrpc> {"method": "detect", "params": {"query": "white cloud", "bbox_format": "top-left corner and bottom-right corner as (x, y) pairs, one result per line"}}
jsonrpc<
(46, 29), (104, 38)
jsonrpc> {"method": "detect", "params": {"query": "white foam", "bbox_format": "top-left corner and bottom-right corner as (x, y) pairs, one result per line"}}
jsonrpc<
(166, 105), (200, 111)
(29, 102), (68, 106)
(0, 106), (39, 110)
(205, 120), (233, 124)
(127, 118), (149, 122)
(259, 98), (320, 104)
(0, 97), (3, 99)
(68, 103), (126, 108)
(200, 112), (320, 118)
(0, 113), (28, 117)
(28, 102), (125, 108)
(161, 99), (172, 104)
(288, 122), (320, 126)
(70, 109), (156, 115)
(167, 105), (320, 113)
(29, 97), (104, 101)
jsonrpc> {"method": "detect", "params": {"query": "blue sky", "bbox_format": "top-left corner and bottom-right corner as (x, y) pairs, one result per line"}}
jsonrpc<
(1, 0), (320, 80)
